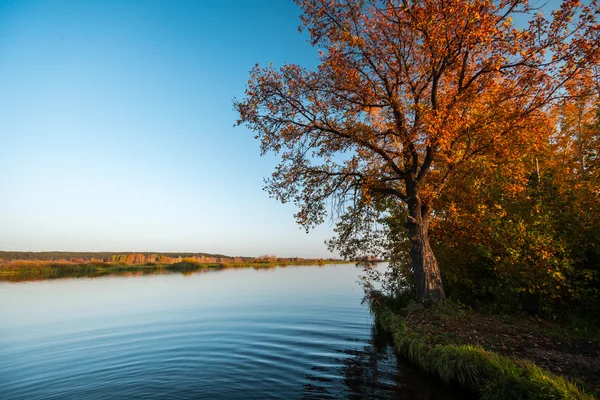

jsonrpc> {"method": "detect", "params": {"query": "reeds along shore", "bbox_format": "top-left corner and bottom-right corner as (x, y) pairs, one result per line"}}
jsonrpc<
(0, 258), (353, 282)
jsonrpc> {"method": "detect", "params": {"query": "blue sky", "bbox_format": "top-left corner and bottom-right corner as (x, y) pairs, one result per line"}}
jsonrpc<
(0, 0), (338, 258)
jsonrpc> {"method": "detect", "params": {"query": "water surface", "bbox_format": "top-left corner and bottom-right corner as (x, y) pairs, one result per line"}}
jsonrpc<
(0, 264), (469, 399)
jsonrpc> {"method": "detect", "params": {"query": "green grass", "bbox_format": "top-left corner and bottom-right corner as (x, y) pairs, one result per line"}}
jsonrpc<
(372, 300), (594, 400)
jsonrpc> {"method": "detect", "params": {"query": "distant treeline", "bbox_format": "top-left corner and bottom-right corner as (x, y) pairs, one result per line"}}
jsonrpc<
(0, 251), (230, 263)
(0, 251), (345, 265)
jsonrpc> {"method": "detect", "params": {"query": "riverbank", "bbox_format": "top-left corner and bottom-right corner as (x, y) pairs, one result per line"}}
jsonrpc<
(371, 294), (599, 399)
(0, 259), (354, 282)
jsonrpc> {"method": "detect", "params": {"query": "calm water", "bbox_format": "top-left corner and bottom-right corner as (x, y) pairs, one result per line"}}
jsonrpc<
(0, 264), (468, 399)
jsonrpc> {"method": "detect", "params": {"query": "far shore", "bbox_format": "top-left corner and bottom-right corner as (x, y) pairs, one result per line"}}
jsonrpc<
(0, 259), (357, 282)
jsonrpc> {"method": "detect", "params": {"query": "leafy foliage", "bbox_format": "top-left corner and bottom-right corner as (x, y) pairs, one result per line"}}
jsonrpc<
(428, 67), (600, 318)
(236, 0), (600, 303)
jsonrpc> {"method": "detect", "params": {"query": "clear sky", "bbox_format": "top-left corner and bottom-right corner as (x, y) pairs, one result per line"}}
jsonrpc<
(0, 0), (338, 258)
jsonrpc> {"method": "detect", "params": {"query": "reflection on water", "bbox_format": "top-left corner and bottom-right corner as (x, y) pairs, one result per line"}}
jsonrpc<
(303, 324), (470, 400)
(0, 263), (270, 283)
(0, 264), (471, 399)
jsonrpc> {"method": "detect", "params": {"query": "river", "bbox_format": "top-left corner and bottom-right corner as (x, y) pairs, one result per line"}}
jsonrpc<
(0, 264), (470, 399)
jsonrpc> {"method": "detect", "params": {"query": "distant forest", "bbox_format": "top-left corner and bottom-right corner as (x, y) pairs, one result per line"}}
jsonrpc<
(0, 251), (337, 265)
(0, 251), (229, 261)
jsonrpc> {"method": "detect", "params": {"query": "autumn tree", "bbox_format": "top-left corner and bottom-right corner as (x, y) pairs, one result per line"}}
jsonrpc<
(235, 0), (599, 304)
(430, 84), (600, 315)
(557, 66), (600, 183)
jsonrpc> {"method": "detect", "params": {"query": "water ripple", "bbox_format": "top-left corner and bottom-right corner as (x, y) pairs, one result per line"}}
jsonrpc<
(0, 264), (471, 399)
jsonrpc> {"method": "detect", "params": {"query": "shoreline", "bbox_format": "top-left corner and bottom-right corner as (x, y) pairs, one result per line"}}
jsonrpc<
(370, 295), (599, 400)
(0, 260), (355, 282)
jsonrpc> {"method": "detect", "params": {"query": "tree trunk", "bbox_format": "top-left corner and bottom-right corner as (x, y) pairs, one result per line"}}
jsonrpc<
(577, 103), (585, 177)
(407, 198), (445, 305)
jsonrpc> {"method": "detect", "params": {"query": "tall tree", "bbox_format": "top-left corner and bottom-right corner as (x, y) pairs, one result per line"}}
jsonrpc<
(557, 67), (600, 181)
(235, 0), (599, 304)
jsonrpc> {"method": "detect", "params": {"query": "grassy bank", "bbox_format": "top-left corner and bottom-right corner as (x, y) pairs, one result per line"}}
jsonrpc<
(0, 259), (353, 282)
(371, 294), (598, 399)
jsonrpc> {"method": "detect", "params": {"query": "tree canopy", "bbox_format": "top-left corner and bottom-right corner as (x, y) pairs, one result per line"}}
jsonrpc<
(236, 0), (600, 304)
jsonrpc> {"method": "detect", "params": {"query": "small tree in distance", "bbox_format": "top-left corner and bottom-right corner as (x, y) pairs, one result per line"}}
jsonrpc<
(235, 0), (599, 304)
